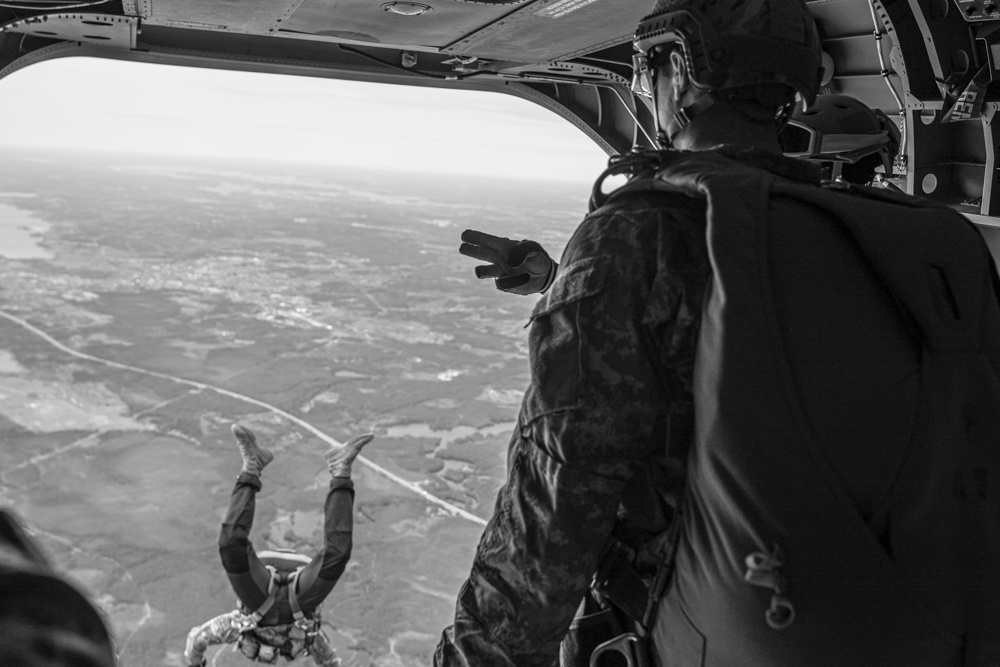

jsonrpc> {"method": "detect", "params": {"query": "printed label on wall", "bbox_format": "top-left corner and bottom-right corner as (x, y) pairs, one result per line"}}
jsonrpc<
(535, 0), (601, 19)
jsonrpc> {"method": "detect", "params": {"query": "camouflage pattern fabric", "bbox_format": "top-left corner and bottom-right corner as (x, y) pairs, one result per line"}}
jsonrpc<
(434, 163), (716, 666)
(184, 609), (247, 666)
(184, 610), (341, 666)
(249, 621), (342, 666)
(305, 629), (341, 667)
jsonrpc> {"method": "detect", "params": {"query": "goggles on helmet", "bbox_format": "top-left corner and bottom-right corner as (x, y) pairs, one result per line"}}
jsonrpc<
(778, 119), (893, 163)
(632, 4), (822, 107)
(777, 119), (820, 157)
(631, 53), (655, 99)
(631, 9), (691, 101)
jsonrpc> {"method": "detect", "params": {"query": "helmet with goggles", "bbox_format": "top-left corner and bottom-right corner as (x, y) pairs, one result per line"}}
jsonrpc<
(778, 94), (901, 184)
(632, 0), (825, 146)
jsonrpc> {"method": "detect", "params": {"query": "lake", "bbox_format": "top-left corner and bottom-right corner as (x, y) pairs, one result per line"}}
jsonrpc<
(0, 200), (52, 259)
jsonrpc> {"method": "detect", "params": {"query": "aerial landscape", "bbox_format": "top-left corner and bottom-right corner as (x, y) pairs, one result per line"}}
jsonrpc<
(0, 148), (590, 666)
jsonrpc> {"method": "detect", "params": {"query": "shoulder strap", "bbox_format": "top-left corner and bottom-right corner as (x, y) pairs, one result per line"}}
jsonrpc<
(247, 565), (281, 625)
(589, 149), (691, 212)
(287, 566), (307, 624)
(246, 564), (312, 627)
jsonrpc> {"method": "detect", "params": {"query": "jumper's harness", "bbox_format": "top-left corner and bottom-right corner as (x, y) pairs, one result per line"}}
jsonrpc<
(247, 564), (311, 627)
(236, 556), (322, 663)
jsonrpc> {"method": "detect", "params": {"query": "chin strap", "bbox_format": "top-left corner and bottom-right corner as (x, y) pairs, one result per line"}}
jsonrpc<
(660, 92), (798, 148)
(663, 92), (722, 146)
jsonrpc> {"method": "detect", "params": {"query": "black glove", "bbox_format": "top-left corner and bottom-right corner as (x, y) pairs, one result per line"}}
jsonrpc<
(459, 229), (558, 295)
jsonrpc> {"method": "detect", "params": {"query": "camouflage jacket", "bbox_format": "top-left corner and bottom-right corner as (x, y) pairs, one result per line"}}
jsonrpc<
(434, 156), (719, 666)
(184, 609), (340, 667)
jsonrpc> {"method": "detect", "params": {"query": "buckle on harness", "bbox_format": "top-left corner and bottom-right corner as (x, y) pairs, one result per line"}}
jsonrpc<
(292, 616), (320, 636)
(590, 633), (649, 667)
(236, 614), (258, 632)
(744, 543), (796, 630)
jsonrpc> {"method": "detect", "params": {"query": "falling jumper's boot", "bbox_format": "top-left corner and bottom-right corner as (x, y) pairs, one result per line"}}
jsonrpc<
(232, 424), (273, 477)
(324, 434), (374, 479)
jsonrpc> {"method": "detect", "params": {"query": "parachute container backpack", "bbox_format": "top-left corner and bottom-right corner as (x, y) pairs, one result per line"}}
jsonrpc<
(637, 150), (1000, 666)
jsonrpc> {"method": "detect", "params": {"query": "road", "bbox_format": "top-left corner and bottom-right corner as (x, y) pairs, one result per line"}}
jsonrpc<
(0, 308), (488, 527)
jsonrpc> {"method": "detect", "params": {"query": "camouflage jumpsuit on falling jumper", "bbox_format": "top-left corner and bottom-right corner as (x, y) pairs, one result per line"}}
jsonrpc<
(184, 470), (351, 667)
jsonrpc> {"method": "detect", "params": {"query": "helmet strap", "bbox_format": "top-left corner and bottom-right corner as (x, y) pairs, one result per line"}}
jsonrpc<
(661, 91), (798, 147)
(664, 92), (721, 145)
(645, 65), (668, 150)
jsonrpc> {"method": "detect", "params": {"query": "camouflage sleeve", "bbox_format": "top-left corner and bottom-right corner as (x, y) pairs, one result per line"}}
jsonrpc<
(183, 610), (246, 667)
(308, 630), (342, 667)
(437, 204), (695, 667)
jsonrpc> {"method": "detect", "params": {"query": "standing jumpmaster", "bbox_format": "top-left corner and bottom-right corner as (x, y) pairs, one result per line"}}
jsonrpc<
(183, 425), (374, 667)
(437, 0), (1000, 666)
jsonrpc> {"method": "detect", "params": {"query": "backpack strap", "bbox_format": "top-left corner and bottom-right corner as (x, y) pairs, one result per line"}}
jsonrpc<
(247, 565), (281, 626)
(592, 538), (647, 625)
(245, 563), (313, 629)
(287, 566), (308, 625)
(986, 240), (1000, 312)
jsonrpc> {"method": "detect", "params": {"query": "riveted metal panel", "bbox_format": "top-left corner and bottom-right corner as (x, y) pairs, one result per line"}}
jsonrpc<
(142, 0), (295, 34)
(121, 0), (152, 19)
(281, 0), (526, 49)
(445, 0), (648, 61)
(2, 14), (136, 49)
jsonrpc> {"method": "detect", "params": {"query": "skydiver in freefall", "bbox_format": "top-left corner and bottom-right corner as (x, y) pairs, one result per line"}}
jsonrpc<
(183, 425), (374, 667)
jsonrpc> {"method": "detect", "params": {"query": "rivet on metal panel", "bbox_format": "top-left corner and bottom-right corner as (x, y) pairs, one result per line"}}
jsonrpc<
(905, 92), (925, 110)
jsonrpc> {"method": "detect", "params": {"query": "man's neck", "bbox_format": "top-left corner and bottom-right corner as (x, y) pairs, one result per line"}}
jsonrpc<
(670, 101), (783, 153)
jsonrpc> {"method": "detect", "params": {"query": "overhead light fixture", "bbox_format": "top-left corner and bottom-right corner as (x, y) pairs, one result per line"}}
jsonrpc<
(381, 2), (432, 15)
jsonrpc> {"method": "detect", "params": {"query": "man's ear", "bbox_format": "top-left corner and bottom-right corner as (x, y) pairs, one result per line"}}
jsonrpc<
(668, 49), (688, 102)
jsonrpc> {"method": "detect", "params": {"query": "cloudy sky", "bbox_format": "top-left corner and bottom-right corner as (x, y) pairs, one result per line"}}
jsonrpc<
(0, 57), (609, 182)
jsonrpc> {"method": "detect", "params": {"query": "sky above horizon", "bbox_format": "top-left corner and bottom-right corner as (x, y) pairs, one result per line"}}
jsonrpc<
(0, 57), (610, 183)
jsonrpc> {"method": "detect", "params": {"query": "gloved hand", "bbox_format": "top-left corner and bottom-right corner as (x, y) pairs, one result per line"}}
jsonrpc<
(459, 229), (558, 295)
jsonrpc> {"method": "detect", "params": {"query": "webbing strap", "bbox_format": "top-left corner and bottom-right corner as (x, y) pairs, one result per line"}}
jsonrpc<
(592, 538), (648, 625)
(248, 564), (309, 625)
(248, 565), (280, 624)
(288, 566), (306, 622)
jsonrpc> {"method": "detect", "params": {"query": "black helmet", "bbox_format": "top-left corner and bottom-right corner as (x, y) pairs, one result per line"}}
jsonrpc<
(779, 94), (901, 182)
(632, 0), (824, 145)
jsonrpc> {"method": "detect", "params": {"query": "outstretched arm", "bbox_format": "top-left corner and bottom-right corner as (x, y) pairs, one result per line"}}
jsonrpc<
(183, 610), (246, 667)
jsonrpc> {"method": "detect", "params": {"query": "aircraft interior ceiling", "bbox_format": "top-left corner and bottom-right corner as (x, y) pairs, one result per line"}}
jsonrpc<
(1, 0), (1000, 231)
